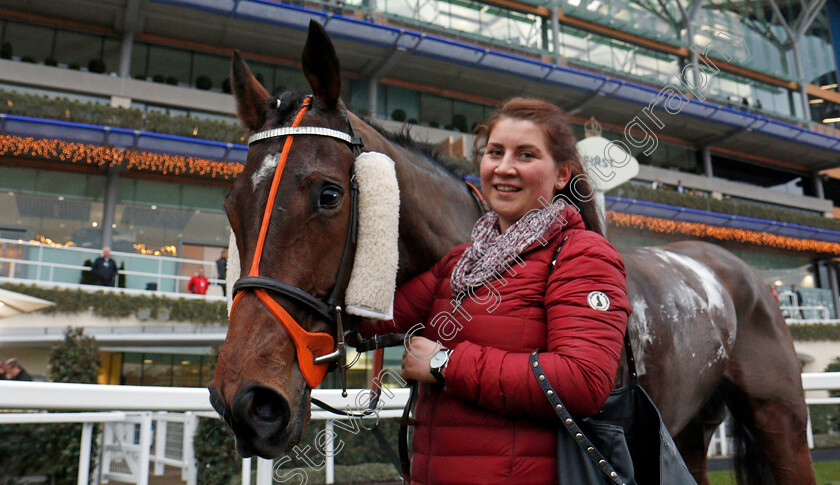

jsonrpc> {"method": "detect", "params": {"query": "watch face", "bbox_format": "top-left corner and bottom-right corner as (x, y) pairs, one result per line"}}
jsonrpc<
(430, 350), (448, 368)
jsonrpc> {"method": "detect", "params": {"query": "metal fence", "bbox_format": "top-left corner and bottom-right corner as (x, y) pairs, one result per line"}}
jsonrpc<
(0, 381), (409, 485)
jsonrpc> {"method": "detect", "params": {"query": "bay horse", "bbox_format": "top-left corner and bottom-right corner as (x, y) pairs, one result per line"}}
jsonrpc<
(208, 21), (815, 485)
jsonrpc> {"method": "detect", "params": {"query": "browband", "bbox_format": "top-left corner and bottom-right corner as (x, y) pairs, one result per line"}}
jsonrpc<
(248, 126), (364, 146)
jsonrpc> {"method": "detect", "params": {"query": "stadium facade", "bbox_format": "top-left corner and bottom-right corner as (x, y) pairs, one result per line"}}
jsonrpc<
(1, 0), (840, 384)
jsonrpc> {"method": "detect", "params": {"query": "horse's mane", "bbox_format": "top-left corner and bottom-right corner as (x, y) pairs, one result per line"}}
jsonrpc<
(365, 119), (474, 179)
(270, 89), (473, 180)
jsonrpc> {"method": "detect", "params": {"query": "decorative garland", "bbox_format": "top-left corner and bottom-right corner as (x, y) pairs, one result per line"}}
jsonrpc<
(607, 211), (840, 255)
(0, 135), (243, 180)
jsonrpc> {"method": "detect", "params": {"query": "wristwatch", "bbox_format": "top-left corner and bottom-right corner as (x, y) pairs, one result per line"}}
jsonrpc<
(429, 348), (453, 384)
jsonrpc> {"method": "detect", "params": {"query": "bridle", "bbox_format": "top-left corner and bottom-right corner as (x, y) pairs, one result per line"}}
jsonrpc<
(231, 95), (363, 394)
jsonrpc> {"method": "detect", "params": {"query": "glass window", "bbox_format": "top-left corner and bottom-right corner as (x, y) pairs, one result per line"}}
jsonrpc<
(131, 43), (150, 79)
(102, 38), (122, 75)
(3, 22), (53, 62)
(148, 46), (191, 86)
(420, 93), (452, 128)
(274, 66), (308, 93)
(122, 353), (143, 386)
(172, 355), (203, 387)
(143, 354), (174, 387)
(385, 85), (419, 122)
(192, 53), (230, 91)
(0, 167), (105, 246)
(54, 30), (102, 68)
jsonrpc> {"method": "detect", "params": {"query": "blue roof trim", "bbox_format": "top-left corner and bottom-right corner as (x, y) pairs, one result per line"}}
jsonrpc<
(0, 114), (249, 164)
(605, 195), (840, 243)
(150, 0), (840, 155)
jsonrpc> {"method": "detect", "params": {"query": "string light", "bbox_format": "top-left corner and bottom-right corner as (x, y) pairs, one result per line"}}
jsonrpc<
(30, 236), (74, 247)
(608, 212), (840, 255)
(0, 135), (244, 180)
(133, 243), (178, 256)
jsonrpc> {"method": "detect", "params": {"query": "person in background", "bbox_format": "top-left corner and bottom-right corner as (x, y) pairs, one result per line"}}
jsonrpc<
(791, 284), (805, 319)
(652, 177), (662, 190)
(188, 266), (209, 295)
(91, 247), (119, 287)
(216, 248), (228, 296)
(4, 358), (32, 381)
(676, 180), (684, 193)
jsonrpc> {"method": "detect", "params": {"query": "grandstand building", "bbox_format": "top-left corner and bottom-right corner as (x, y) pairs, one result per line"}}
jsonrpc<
(1, 0), (839, 384)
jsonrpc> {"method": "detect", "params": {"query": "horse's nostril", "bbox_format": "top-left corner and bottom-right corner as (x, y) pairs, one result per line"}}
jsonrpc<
(232, 385), (290, 440)
(251, 388), (284, 421)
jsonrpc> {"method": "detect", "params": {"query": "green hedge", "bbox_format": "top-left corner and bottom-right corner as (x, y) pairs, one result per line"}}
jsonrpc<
(0, 89), (248, 144)
(0, 283), (227, 324)
(788, 323), (840, 341)
(607, 184), (840, 232)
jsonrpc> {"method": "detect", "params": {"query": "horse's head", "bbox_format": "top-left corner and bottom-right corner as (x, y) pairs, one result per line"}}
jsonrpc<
(208, 21), (361, 458)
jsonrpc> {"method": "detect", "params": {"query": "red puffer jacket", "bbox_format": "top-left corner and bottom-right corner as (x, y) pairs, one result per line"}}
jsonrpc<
(362, 207), (630, 485)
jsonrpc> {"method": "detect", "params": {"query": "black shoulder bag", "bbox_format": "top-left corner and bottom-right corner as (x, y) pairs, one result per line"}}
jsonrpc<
(531, 239), (697, 485)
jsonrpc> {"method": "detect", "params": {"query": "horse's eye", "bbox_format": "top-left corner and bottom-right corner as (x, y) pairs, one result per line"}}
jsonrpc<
(319, 187), (341, 209)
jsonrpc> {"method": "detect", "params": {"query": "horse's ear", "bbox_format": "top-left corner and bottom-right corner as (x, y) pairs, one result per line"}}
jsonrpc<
(231, 50), (271, 131)
(301, 20), (341, 109)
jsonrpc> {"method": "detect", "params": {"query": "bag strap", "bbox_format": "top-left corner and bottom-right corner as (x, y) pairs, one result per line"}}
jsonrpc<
(530, 351), (624, 485)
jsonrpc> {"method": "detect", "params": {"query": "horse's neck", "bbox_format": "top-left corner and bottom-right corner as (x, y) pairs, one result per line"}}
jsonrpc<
(352, 117), (480, 283)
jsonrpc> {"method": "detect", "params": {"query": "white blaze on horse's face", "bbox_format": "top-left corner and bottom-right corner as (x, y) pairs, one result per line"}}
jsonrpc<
(251, 154), (280, 191)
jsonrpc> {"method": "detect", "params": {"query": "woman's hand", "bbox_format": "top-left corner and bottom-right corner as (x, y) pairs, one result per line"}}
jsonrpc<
(401, 336), (441, 384)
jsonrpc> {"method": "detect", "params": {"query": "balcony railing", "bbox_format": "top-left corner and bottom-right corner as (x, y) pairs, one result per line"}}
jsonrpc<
(0, 238), (225, 299)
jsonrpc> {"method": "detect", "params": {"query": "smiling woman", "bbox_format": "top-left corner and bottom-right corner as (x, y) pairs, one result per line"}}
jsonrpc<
(360, 97), (629, 484)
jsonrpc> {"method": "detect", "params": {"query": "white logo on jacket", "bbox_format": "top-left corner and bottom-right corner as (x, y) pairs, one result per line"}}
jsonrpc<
(587, 291), (610, 311)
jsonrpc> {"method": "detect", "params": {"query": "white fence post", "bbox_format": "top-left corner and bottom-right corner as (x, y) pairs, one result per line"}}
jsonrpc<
(256, 458), (273, 485)
(154, 413), (167, 475)
(242, 457), (252, 485)
(78, 422), (94, 485)
(137, 413), (153, 485)
(184, 413), (198, 485)
(326, 419), (335, 484)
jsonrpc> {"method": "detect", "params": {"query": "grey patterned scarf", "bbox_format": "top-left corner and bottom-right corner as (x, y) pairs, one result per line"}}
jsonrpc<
(450, 198), (569, 295)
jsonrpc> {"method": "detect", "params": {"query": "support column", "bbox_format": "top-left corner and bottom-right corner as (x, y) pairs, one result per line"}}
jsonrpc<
(118, 0), (141, 79)
(829, 262), (840, 319)
(100, 166), (121, 250)
(701, 146), (713, 177)
(550, 2), (561, 64)
(368, 78), (378, 119)
(813, 172), (826, 199)
(792, 43), (813, 121)
(368, 0), (378, 21)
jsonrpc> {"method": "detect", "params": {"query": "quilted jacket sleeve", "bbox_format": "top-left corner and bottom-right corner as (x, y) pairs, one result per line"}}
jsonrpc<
(444, 232), (630, 418)
(359, 253), (449, 337)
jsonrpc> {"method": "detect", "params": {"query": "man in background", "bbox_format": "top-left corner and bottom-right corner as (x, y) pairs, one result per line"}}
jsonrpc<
(216, 248), (228, 296)
(3, 358), (32, 381)
(91, 247), (119, 287)
(188, 266), (209, 295)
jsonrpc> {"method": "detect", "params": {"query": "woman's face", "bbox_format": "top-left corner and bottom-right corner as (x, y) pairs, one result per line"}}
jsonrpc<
(480, 117), (570, 233)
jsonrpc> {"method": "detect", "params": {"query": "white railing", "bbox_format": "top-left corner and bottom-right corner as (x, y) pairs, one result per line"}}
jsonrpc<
(0, 237), (225, 298)
(0, 381), (409, 485)
(778, 290), (833, 321)
(707, 372), (840, 458)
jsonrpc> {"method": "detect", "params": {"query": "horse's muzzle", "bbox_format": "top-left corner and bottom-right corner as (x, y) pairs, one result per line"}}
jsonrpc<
(208, 383), (292, 457)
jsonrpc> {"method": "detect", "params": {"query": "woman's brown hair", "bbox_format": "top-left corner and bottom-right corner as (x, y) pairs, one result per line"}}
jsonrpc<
(474, 97), (604, 236)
